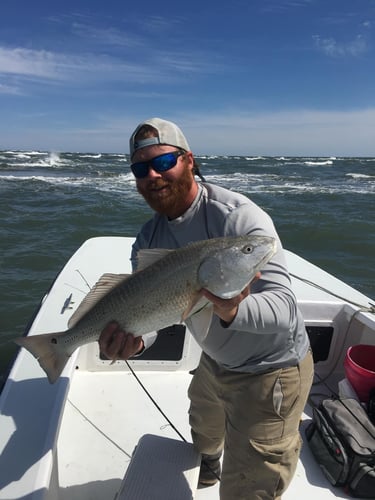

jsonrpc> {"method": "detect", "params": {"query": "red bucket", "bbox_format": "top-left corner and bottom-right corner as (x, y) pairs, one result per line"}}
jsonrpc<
(344, 345), (375, 403)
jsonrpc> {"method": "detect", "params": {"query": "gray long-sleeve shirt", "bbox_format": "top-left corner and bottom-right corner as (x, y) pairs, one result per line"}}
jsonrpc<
(131, 182), (310, 373)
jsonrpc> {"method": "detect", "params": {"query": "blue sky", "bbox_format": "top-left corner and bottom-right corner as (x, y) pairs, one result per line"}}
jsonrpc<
(1, 0), (374, 155)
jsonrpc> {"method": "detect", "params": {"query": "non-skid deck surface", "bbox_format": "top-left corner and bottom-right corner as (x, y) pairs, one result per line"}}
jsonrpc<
(116, 434), (200, 499)
(58, 371), (352, 500)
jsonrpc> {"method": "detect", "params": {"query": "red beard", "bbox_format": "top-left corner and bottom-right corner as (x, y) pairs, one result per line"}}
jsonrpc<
(137, 167), (194, 219)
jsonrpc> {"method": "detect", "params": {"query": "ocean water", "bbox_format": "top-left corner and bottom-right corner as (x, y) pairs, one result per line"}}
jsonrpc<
(1, 151), (374, 383)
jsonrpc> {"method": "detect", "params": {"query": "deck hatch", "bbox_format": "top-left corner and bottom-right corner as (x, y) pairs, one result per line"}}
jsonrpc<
(306, 325), (334, 363)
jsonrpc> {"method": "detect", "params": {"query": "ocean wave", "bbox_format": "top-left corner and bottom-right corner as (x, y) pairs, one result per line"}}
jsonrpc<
(3, 150), (48, 156)
(1, 155), (374, 200)
(205, 173), (374, 195)
(2, 167), (372, 196)
(1, 174), (80, 184)
(0, 171), (136, 194)
(1, 151), (71, 168)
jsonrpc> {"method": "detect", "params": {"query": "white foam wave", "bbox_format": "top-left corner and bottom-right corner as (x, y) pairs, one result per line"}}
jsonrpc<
(25, 151), (48, 156)
(48, 152), (62, 166)
(196, 155), (220, 160)
(346, 173), (374, 179)
(3, 150), (48, 156)
(304, 160), (333, 166)
(80, 154), (102, 159)
(14, 153), (30, 159)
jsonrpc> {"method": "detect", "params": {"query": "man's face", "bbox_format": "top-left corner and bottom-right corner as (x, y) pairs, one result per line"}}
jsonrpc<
(131, 145), (197, 219)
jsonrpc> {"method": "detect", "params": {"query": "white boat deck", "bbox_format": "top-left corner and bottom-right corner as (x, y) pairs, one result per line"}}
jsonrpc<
(54, 368), (352, 500)
(0, 236), (373, 499)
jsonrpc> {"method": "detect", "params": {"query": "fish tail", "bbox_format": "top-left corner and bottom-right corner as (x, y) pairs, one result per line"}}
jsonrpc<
(14, 332), (70, 384)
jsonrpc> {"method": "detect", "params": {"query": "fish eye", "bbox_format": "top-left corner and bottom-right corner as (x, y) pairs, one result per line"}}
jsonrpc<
(242, 245), (253, 254)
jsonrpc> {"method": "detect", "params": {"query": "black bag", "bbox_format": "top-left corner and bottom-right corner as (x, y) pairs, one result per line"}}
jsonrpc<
(306, 397), (375, 498)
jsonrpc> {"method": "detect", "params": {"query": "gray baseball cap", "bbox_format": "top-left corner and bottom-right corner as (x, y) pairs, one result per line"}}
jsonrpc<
(129, 117), (190, 159)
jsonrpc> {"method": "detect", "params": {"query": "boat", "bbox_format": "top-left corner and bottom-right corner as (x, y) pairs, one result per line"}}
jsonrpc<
(0, 236), (374, 499)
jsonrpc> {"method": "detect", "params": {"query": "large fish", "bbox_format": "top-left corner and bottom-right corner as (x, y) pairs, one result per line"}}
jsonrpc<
(15, 235), (276, 383)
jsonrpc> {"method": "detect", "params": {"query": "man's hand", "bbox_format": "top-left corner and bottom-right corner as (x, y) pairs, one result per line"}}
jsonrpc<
(98, 321), (144, 361)
(202, 272), (261, 326)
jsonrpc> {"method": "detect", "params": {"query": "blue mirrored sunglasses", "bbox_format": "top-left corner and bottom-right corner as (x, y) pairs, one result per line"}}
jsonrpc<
(130, 151), (185, 179)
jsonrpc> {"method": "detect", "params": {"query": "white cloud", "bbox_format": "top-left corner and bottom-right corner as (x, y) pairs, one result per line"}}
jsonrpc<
(313, 34), (367, 57)
(71, 22), (143, 48)
(0, 47), (62, 79)
(261, 0), (313, 13)
(0, 46), (135, 82)
(0, 82), (23, 95)
(0, 44), (219, 90)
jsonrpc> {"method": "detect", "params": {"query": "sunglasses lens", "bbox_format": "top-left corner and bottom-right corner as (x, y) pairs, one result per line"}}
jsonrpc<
(152, 152), (178, 172)
(131, 163), (149, 178)
(130, 151), (182, 179)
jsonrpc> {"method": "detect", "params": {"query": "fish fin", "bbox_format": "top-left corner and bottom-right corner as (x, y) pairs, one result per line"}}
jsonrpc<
(136, 248), (173, 271)
(186, 304), (214, 342)
(14, 332), (70, 384)
(181, 292), (212, 321)
(68, 273), (130, 328)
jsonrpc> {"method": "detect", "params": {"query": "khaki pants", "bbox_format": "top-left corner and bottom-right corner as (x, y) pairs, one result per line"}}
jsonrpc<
(188, 349), (314, 500)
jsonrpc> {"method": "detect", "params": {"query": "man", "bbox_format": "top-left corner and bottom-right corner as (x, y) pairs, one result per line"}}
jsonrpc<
(99, 118), (314, 499)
